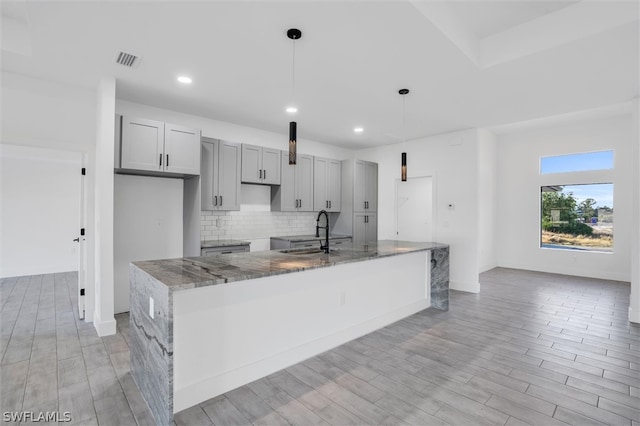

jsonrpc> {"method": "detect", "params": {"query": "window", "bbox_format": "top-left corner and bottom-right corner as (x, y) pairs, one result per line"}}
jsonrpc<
(540, 150), (614, 174)
(540, 183), (613, 252)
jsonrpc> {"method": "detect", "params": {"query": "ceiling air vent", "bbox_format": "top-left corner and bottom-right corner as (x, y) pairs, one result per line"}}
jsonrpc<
(114, 50), (140, 68)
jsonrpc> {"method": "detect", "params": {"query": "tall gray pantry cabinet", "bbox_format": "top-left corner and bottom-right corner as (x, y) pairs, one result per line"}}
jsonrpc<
(333, 159), (378, 245)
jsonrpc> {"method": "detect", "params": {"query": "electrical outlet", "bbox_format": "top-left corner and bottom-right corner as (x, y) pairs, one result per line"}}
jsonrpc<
(149, 297), (154, 319)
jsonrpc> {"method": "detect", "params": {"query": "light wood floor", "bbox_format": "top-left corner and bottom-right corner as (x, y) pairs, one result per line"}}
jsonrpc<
(1, 268), (638, 425)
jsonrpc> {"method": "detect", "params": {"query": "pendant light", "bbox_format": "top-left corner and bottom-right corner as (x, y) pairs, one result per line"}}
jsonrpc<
(287, 28), (302, 165)
(399, 88), (409, 181)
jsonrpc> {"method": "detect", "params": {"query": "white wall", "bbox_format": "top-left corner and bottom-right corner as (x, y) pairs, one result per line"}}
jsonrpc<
(496, 115), (633, 282)
(0, 145), (81, 277)
(93, 77), (117, 336)
(114, 175), (183, 313)
(477, 129), (498, 273)
(1, 72), (96, 152)
(630, 98), (639, 323)
(357, 129), (482, 292)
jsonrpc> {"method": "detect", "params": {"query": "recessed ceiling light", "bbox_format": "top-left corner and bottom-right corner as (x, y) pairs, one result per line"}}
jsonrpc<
(286, 106), (298, 114)
(177, 75), (192, 84)
(354, 127), (364, 133)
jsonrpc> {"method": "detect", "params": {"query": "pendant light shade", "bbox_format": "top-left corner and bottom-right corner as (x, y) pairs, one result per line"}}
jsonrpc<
(289, 121), (297, 165)
(287, 28), (302, 165)
(401, 152), (407, 182)
(399, 88), (409, 182)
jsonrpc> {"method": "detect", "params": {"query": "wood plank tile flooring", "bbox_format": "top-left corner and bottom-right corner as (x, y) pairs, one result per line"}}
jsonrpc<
(1, 268), (638, 425)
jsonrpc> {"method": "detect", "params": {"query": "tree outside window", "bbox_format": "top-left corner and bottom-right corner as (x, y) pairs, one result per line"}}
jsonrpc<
(540, 184), (613, 252)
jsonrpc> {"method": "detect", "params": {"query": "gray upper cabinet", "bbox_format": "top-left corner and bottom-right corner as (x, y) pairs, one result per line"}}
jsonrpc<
(272, 152), (314, 212)
(164, 124), (201, 175)
(119, 115), (200, 176)
(201, 139), (241, 211)
(120, 116), (164, 172)
(241, 144), (281, 185)
(354, 160), (377, 213)
(313, 157), (341, 212)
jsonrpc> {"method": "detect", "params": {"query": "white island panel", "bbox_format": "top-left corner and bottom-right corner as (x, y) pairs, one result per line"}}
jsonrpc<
(172, 251), (430, 412)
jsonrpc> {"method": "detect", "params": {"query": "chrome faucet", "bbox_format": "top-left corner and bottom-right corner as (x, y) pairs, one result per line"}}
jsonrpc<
(315, 210), (330, 253)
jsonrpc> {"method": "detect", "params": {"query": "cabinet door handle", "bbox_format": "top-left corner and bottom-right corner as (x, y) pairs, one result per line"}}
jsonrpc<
(326, 200), (328, 208)
(221, 251), (232, 254)
(365, 215), (368, 223)
(159, 153), (163, 167)
(220, 196), (223, 206)
(329, 200), (332, 209)
(166, 154), (169, 167)
(259, 169), (262, 179)
(214, 195), (218, 206)
(263, 169), (266, 180)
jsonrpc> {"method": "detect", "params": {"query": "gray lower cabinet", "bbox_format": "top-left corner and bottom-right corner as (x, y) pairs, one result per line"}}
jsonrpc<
(201, 245), (249, 256)
(118, 115), (200, 176)
(270, 236), (352, 250)
(241, 144), (281, 185)
(313, 157), (341, 212)
(201, 138), (241, 211)
(271, 152), (314, 211)
(353, 213), (377, 245)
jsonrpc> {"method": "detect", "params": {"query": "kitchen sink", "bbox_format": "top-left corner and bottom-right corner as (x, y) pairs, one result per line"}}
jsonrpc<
(279, 248), (340, 255)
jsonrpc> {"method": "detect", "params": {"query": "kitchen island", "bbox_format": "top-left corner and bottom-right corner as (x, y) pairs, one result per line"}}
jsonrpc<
(130, 240), (449, 425)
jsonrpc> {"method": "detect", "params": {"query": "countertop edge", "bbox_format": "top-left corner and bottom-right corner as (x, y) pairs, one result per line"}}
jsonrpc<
(132, 242), (449, 292)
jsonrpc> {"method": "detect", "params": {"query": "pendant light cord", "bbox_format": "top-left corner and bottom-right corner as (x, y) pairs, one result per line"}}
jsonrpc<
(402, 93), (407, 148)
(291, 39), (296, 94)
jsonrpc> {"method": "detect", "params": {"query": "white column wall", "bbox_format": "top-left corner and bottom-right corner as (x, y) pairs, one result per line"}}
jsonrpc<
(496, 115), (633, 282)
(477, 129), (498, 273)
(358, 129), (481, 292)
(93, 77), (117, 336)
(630, 98), (639, 323)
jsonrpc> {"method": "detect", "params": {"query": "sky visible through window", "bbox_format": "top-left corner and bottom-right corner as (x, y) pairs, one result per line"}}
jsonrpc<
(562, 183), (614, 208)
(540, 150), (614, 174)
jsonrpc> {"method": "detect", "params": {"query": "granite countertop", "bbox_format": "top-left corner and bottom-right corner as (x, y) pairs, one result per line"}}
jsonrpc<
(201, 239), (251, 249)
(270, 234), (352, 242)
(132, 240), (448, 292)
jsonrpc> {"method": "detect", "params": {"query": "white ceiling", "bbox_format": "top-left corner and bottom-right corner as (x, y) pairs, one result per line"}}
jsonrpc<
(449, 1), (578, 39)
(1, 1), (638, 149)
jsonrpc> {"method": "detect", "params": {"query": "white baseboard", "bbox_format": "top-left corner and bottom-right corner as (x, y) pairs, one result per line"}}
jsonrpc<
(173, 298), (430, 413)
(93, 313), (117, 336)
(450, 279), (480, 293)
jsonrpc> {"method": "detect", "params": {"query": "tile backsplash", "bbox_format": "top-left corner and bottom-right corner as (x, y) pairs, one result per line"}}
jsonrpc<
(200, 210), (318, 241)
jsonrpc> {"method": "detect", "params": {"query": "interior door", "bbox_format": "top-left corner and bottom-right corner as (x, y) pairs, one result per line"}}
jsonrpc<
(396, 176), (433, 242)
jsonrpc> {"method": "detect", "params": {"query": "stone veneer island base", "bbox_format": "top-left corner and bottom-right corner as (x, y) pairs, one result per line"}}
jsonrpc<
(130, 240), (449, 425)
